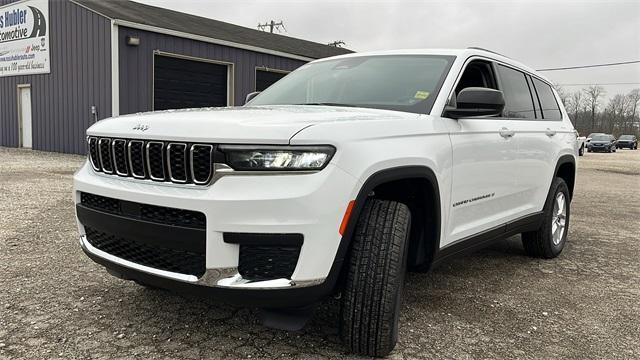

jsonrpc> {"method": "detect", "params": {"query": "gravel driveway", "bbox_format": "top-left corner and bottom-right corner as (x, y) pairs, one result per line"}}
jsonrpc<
(1, 147), (639, 359)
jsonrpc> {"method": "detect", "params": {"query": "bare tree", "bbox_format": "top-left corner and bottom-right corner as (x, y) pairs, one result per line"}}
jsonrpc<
(626, 89), (640, 132)
(583, 86), (605, 131)
(568, 91), (583, 127)
(554, 85), (570, 109)
(605, 94), (626, 133)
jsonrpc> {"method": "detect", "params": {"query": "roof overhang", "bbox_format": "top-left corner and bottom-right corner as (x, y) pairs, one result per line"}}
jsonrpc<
(112, 19), (315, 62)
(70, 0), (318, 62)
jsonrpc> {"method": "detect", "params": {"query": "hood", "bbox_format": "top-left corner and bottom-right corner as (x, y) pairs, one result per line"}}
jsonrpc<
(87, 105), (415, 144)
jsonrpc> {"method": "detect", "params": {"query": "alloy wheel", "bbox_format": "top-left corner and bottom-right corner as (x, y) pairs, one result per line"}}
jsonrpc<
(551, 192), (567, 245)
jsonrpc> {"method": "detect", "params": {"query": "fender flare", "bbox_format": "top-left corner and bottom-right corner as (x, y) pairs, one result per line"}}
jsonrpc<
(553, 154), (576, 198)
(324, 165), (442, 291)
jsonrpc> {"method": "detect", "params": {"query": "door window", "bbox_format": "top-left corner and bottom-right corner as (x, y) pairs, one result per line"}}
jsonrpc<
(496, 65), (536, 119)
(454, 60), (497, 95)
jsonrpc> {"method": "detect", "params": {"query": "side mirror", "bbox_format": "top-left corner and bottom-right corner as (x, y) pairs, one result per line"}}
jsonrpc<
(444, 87), (505, 119)
(245, 91), (261, 104)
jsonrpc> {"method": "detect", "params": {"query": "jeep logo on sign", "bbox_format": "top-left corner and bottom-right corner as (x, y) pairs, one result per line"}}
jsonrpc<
(132, 124), (149, 131)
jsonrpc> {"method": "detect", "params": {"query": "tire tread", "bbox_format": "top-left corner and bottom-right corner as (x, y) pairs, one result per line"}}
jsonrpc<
(341, 199), (410, 357)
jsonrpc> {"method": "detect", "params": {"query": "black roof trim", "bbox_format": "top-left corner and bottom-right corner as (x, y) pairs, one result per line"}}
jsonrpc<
(72, 0), (352, 60)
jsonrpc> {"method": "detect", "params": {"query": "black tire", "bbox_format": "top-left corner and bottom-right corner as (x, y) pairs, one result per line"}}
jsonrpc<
(578, 145), (584, 156)
(340, 199), (411, 357)
(522, 177), (570, 259)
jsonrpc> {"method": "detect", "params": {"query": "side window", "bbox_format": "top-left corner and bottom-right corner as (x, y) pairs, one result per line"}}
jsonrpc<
(526, 75), (542, 118)
(496, 64), (535, 119)
(455, 60), (497, 95)
(532, 78), (562, 120)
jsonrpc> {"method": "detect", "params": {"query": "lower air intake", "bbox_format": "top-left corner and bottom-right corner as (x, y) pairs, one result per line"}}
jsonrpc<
(84, 226), (206, 277)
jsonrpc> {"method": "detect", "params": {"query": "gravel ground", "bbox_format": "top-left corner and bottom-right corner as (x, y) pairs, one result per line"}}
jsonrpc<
(0, 147), (639, 359)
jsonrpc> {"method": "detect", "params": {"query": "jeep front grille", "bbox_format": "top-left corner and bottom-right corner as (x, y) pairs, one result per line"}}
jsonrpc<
(80, 192), (206, 229)
(87, 137), (214, 185)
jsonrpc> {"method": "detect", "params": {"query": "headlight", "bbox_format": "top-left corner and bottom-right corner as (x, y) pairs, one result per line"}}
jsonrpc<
(218, 145), (335, 171)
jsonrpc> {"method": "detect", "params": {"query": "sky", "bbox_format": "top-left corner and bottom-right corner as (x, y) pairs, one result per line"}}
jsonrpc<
(135, 0), (640, 102)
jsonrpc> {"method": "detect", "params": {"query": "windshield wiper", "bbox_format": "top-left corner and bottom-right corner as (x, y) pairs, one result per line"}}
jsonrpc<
(294, 102), (358, 107)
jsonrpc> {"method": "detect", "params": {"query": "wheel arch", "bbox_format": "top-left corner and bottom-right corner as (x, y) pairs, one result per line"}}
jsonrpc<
(330, 166), (442, 289)
(554, 154), (576, 200)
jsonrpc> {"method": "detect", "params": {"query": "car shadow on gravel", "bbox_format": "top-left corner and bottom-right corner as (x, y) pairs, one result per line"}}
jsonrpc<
(85, 235), (533, 356)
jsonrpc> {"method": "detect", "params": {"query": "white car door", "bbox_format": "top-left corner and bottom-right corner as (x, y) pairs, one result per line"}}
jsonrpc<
(441, 60), (520, 246)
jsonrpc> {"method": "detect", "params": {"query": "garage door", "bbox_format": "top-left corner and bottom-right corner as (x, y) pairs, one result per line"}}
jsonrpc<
(255, 69), (287, 91)
(154, 55), (229, 111)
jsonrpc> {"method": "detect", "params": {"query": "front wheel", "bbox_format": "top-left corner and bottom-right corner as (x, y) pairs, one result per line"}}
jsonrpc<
(522, 177), (570, 259)
(341, 199), (411, 357)
(578, 145), (584, 156)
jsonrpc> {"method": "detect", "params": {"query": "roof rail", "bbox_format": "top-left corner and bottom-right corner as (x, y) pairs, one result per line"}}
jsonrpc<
(466, 47), (510, 59)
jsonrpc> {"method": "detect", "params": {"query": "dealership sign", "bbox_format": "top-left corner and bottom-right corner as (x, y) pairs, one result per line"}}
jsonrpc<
(0, 0), (49, 77)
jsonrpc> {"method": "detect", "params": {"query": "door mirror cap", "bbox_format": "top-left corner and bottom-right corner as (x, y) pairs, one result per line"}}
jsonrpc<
(245, 91), (261, 104)
(444, 87), (505, 119)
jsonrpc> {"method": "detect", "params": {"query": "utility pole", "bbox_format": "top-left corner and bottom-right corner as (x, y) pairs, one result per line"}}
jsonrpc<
(328, 40), (346, 48)
(257, 20), (286, 33)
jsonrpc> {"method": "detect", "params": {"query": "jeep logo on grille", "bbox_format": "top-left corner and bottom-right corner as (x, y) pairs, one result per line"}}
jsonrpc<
(132, 124), (149, 131)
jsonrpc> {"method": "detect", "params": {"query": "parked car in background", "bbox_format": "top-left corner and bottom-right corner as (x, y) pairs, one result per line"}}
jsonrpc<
(576, 132), (586, 156)
(587, 134), (617, 153)
(586, 132), (604, 146)
(617, 135), (638, 150)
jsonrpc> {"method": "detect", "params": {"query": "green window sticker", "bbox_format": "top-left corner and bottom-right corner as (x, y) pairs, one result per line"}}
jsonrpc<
(414, 91), (430, 100)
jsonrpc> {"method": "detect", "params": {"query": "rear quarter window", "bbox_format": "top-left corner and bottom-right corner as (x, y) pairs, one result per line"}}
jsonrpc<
(532, 78), (562, 120)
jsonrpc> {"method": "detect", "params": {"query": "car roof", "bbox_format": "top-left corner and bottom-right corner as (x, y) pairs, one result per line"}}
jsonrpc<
(310, 48), (553, 84)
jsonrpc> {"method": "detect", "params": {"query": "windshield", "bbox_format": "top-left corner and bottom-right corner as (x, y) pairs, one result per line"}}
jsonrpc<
(619, 135), (634, 140)
(588, 133), (603, 138)
(248, 55), (455, 114)
(592, 135), (611, 141)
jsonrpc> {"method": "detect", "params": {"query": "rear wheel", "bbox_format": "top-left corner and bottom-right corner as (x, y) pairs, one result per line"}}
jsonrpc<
(578, 145), (584, 156)
(340, 199), (411, 357)
(522, 177), (570, 259)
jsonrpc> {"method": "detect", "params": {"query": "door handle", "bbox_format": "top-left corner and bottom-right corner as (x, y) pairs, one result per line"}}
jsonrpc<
(545, 128), (557, 137)
(499, 127), (515, 138)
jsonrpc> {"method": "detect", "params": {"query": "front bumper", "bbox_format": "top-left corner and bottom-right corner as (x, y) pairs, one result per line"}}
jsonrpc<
(74, 161), (359, 305)
(588, 145), (612, 152)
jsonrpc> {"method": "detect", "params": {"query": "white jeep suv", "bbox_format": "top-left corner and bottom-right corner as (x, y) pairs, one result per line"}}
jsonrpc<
(74, 48), (577, 357)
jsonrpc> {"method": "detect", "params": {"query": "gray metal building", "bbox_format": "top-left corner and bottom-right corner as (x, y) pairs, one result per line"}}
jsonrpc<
(0, 0), (350, 154)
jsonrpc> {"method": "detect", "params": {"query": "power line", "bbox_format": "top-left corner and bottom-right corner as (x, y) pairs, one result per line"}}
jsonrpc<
(558, 82), (640, 86)
(537, 60), (640, 72)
